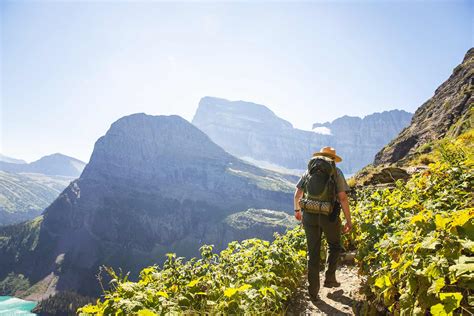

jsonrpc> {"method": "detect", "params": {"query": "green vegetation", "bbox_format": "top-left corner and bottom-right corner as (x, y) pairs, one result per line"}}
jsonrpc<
(79, 227), (306, 315)
(224, 208), (296, 230)
(0, 171), (73, 225)
(226, 168), (294, 193)
(352, 130), (474, 315)
(0, 273), (30, 295)
(0, 215), (43, 252)
(33, 291), (95, 315)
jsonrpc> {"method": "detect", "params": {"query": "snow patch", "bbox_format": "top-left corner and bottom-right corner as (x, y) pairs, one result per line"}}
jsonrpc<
(312, 126), (332, 135)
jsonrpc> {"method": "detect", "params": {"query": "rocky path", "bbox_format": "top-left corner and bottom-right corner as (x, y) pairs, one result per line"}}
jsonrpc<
(285, 265), (364, 315)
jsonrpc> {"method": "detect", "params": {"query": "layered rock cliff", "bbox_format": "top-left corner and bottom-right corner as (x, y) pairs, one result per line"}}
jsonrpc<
(192, 97), (411, 175)
(0, 114), (296, 298)
(374, 48), (474, 165)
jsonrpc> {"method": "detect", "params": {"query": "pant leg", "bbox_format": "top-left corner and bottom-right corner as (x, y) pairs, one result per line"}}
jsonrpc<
(322, 217), (343, 278)
(303, 212), (323, 295)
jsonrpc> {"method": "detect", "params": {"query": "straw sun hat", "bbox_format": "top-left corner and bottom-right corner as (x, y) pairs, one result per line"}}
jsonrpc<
(312, 146), (342, 163)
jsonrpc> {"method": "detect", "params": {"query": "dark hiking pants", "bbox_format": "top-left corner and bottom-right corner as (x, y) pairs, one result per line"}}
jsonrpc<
(302, 211), (343, 296)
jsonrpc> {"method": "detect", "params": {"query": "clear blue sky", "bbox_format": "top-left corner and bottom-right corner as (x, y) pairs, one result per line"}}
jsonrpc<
(1, 0), (472, 163)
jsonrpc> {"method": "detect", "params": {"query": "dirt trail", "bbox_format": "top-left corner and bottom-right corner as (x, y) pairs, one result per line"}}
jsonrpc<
(286, 265), (364, 315)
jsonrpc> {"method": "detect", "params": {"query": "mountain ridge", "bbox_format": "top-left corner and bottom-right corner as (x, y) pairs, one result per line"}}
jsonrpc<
(0, 153), (86, 226)
(0, 153), (86, 178)
(0, 154), (27, 164)
(374, 48), (473, 165)
(0, 113), (297, 300)
(192, 97), (412, 174)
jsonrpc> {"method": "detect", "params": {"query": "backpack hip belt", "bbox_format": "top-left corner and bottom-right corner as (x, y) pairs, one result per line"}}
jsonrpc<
(299, 198), (333, 215)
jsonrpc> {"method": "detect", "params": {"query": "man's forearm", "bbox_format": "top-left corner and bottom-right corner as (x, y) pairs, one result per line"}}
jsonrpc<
(294, 189), (303, 210)
(341, 199), (351, 224)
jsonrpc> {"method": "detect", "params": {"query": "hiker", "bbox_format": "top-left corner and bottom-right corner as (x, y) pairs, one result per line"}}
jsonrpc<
(293, 146), (352, 301)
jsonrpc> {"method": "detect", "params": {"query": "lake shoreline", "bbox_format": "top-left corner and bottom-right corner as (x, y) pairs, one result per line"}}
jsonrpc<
(0, 296), (37, 315)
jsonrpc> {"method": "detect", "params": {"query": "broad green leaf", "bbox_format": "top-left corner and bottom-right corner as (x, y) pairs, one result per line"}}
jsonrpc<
(224, 287), (238, 298)
(430, 303), (448, 316)
(435, 214), (450, 230)
(237, 284), (252, 291)
(428, 278), (445, 295)
(187, 279), (199, 287)
(137, 309), (157, 316)
(374, 276), (385, 288)
(156, 291), (169, 298)
(439, 292), (463, 313)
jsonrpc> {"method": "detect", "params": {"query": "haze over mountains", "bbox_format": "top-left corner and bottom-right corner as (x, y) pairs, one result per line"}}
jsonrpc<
(0, 154), (27, 164)
(0, 154), (86, 226)
(0, 114), (296, 299)
(192, 97), (412, 175)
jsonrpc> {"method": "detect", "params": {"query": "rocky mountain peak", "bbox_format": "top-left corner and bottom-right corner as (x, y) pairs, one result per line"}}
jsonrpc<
(0, 112), (297, 299)
(462, 47), (474, 63)
(82, 113), (231, 181)
(374, 48), (473, 165)
(193, 97), (412, 174)
(194, 97), (293, 130)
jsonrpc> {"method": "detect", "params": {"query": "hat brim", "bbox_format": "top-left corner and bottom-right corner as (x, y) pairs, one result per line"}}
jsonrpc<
(313, 152), (342, 163)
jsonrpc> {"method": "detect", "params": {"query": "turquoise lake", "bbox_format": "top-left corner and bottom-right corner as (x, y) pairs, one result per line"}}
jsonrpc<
(0, 296), (36, 315)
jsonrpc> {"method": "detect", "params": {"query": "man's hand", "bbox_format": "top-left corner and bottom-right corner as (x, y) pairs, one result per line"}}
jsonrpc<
(295, 210), (302, 221)
(342, 221), (352, 234)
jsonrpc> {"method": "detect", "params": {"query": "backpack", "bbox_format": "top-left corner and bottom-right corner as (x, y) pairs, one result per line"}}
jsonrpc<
(302, 156), (337, 206)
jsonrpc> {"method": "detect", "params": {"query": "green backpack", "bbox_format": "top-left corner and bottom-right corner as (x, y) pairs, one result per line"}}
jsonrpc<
(303, 156), (337, 205)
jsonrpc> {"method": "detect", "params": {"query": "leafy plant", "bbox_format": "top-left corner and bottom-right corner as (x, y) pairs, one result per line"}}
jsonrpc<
(78, 227), (307, 315)
(352, 131), (474, 315)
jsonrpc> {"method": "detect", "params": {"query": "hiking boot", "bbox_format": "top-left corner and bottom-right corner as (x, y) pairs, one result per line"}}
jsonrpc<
(324, 272), (341, 288)
(323, 279), (341, 287)
(309, 294), (321, 303)
(309, 292), (320, 302)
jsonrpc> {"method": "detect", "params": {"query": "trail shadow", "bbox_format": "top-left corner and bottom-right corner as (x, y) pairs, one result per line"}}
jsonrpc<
(313, 299), (351, 315)
(327, 289), (354, 307)
(285, 284), (356, 315)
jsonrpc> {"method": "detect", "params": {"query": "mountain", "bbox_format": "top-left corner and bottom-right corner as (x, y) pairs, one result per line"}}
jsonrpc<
(0, 114), (296, 300)
(0, 153), (86, 177)
(0, 154), (26, 164)
(0, 171), (74, 226)
(0, 154), (85, 226)
(192, 97), (412, 175)
(374, 48), (473, 165)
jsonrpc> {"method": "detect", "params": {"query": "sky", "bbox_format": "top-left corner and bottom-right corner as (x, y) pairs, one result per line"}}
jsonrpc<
(1, 0), (473, 163)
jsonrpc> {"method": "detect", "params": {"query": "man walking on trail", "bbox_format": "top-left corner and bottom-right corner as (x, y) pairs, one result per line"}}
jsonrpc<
(294, 146), (352, 301)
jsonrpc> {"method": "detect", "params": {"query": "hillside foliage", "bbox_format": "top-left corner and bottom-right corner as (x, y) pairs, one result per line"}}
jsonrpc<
(78, 227), (307, 315)
(353, 131), (474, 315)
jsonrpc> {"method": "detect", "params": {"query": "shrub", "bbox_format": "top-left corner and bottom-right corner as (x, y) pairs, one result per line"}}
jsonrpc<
(79, 227), (307, 315)
(352, 133), (473, 314)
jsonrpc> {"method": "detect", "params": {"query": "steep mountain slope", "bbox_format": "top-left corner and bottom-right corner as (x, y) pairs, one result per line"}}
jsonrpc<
(374, 48), (473, 165)
(192, 97), (411, 174)
(0, 154), (85, 226)
(0, 114), (296, 299)
(0, 153), (86, 177)
(0, 171), (74, 226)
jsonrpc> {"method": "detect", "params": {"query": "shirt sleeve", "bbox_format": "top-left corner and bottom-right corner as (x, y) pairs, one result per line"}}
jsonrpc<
(296, 172), (307, 189)
(335, 168), (350, 193)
